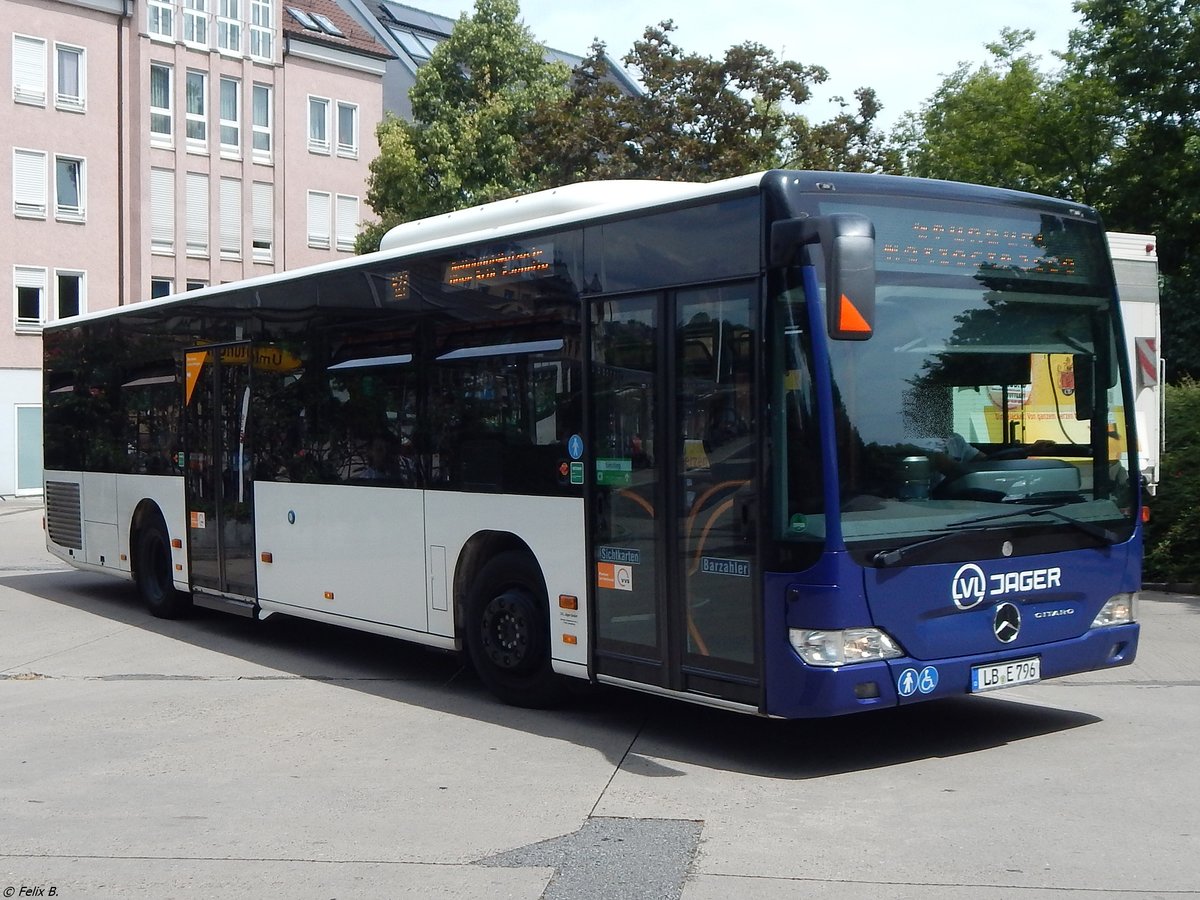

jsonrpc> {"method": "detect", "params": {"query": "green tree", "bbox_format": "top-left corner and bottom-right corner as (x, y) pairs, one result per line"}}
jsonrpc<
(532, 22), (831, 183)
(1069, 0), (1200, 379)
(357, 0), (569, 252)
(1144, 378), (1200, 583)
(901, 28), (1118, 205)
(785, 87), (902, 174)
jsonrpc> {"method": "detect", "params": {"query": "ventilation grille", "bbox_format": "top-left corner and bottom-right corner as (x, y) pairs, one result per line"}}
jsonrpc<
(45, 481), (83, 550)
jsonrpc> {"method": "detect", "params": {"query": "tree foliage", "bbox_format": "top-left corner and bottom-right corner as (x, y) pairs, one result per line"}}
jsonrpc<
(901, 28), (1118, 205)
(785, 87), (902, 174)
(532, 22), (900, 184)
(357, 0), (569, 252)
(359, 7), (903, 251)
(1069, 0), (1200, 380)
(900, 4), (1200, 379)
(1144, 377), (1200, 582)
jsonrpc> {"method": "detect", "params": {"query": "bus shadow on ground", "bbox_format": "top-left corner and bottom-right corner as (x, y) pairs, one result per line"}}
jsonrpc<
(3, 569), (1099, 780)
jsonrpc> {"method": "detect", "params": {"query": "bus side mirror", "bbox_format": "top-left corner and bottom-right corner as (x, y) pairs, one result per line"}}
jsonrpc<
(770, 214), (876, 341)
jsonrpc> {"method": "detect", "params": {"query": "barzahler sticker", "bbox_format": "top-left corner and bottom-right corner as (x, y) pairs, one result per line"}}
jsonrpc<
(700, 557), (750, 577)
(597, 562), (633, 591)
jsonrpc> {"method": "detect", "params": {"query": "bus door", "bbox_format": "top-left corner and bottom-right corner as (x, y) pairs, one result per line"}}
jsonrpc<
(588, 286), (760, 706)
(183, 343), (257, 599)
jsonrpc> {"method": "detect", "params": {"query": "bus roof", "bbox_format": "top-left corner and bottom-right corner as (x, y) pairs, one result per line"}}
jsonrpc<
(46, 170), (1098, 330)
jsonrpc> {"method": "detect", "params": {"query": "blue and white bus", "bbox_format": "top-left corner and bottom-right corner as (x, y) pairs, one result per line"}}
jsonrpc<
(42, 170), (1141, 716)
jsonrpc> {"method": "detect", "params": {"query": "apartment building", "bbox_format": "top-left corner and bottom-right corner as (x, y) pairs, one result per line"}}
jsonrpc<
(1, 0), (390, 496)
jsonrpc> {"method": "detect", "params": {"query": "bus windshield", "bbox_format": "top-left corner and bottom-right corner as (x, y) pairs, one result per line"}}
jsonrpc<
(777, 196), (1138, 562)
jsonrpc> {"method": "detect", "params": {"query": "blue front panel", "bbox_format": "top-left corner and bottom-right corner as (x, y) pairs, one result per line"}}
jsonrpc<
(763, 540), (1141, 718)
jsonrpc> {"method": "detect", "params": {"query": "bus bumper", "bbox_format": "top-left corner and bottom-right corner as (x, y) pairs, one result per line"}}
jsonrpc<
(763, 622), (1140, 719)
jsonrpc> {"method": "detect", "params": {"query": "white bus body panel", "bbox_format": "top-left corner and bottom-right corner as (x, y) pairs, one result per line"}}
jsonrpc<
(254, 481), (429, 633)
(1107, 232), (1162, 493)
(45, 472), (188, 588)
(423, 492), (589, 670)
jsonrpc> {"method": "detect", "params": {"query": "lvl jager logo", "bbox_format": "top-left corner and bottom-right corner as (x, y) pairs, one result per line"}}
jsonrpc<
(950, 563), (1063, 610)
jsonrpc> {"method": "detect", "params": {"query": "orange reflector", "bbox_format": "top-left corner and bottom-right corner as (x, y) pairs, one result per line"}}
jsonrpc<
(1142, 506), (1151, 523)
(559, 594), (578, 610)
(171, 539), (183, 549)
(261, 551), (273, 563)
(324, 591), (335, 600)
(120, 553), (128, 562)
(838, 293), (872, 334)
(562, 634), (578, 645)
(174, 564), (183, 571)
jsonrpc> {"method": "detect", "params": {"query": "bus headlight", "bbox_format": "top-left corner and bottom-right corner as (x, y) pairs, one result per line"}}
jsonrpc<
(1091, 592), (1137, 628)
(789, 627), (904, 667)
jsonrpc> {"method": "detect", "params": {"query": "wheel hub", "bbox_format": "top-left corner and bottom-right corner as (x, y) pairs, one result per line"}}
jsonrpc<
(481, 591), (533, 670)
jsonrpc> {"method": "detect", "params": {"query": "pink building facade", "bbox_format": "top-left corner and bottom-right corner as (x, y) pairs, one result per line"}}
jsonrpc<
(1, 0), (388, 496)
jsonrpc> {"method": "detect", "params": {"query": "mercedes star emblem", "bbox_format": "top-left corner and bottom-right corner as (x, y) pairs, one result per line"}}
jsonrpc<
(994, 602), (1021, 643)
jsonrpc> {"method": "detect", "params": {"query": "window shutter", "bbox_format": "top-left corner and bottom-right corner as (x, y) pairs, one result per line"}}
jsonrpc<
(252, 181), (273, 261)
(186, 172), (209, 256)
(13, 149), (48, 216)
(150, 168), (174, 252)
(13, 36), (47, 104)
(335, 194), (358, 252)
(220, 177), (242, 258)
(307, 191), (330, 249)
(13, 266), (47, 327)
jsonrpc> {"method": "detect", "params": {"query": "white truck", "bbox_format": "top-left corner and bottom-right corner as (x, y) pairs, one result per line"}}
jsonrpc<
(1108, 231), (1164, 495)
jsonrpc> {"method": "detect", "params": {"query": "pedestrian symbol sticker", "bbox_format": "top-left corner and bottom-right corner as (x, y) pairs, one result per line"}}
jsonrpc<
(568, 434), (584, 460)
(897, 666), (939, 697)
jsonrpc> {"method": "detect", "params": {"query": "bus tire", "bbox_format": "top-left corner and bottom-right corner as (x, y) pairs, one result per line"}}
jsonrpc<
(134, 517), (191, 619)
(465, 551), (566, 708)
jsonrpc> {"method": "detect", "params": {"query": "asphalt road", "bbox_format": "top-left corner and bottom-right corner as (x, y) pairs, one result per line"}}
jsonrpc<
(1, 498), (1197, 899)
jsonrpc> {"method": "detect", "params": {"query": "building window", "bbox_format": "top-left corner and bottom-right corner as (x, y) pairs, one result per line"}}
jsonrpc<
(249, 0), (274, 61)
(13, 266), (47, 332)
(148, 0), (175, 40)
(186, 281), (207, 291)
(13, 149), (48, 218)
(150, 64), (173, 144)
(55, 44), (85, 111)
(183, 0), (209, 48)
(335, 194), (358, 252)
(12, 35), (47, 106)
(252, 181), (273, 262)
(307, 190), (330, 249)
(220, 177), (242, 259)
(186, 172), (209, 257)
(186, 71), (207, 150)
(150, 278), (173, 299)
(220, 77), (240, 156)
(252, 84), (272, 162)
(336, 102), (358, 159)
(308, 96), (330, 155)
(150, 168), (175, 254)
(54, 156), (85, 222)
(55, 270), (84, 319)
(217, 0), (242, 54)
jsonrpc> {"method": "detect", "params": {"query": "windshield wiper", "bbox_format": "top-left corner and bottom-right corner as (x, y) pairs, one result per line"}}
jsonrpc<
(949, 504), (1119, 544)
(873, 505), (1119, 568)
(872, 526), (999, 568)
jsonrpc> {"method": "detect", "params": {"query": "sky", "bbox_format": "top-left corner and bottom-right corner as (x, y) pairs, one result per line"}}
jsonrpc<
(405, 0), (1084, 129)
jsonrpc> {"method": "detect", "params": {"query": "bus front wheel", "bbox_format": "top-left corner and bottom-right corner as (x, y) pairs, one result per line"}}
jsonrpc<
(134, 519), (191, 619)
(465, 552), (565, 708)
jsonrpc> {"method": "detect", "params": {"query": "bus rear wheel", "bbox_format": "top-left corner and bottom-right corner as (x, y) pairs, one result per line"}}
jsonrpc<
(465, 552), (565, 708)
(134, 518), (191, 619)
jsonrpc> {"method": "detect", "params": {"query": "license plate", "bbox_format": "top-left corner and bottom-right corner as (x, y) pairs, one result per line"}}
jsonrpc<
(971, 657), (1041, 693)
